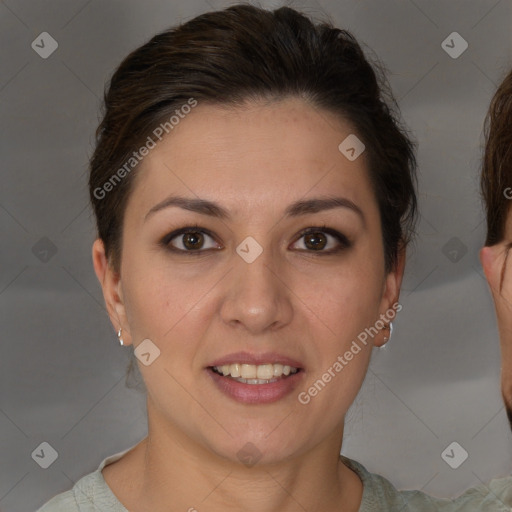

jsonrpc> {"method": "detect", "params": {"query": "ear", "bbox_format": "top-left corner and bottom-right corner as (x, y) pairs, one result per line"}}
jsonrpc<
(92, 238), (132, 346)
(480, 243), (512, 332)
(374, 243), (406, 347)
(480, 245), (501, 295)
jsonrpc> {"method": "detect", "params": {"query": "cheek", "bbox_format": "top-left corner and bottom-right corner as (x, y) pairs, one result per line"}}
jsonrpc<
(121, 256), (225, 378)
(124, 273), (207, 342)
(122, 268), (211, 398)
(291, 261), (383, 395)
(299, 259), (384, 339)
(121, 241), (199, 323)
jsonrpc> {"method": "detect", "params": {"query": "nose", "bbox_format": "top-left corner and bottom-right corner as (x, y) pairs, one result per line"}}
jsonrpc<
(219, 242), (294, 335)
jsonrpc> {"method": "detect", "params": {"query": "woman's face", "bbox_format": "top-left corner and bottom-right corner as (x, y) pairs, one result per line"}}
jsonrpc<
(94, 97), (403, 465)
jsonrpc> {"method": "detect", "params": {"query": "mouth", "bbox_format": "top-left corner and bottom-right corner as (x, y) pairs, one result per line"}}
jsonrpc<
(206, 355), (304, 404)
(210, 363), (300, 384)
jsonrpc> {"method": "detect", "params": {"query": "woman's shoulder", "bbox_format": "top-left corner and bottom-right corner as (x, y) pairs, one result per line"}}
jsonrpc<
(35, 447), (133, 512)
(35, 470), (102, 512)
(452, 475), (512, 510)
(35, 488), (79, 512)
(342, 456), (512, 511)
(342, 456), (438, 510)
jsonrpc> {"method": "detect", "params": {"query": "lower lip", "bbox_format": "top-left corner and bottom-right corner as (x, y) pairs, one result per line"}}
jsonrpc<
(207, 368), (303, 404)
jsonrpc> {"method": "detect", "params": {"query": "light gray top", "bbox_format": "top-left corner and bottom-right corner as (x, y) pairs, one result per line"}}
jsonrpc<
(36, 444), (512, 511)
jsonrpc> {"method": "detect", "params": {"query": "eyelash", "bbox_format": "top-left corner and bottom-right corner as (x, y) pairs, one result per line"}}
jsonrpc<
(160, 223), (352, 256)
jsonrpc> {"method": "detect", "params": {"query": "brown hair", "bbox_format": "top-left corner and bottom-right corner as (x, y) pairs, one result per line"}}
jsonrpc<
(481, 68), (512, 246)
(89, 4), (417, 275)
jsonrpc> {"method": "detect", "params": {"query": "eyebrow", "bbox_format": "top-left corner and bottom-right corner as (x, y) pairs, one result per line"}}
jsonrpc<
(144, 195), (365, 225)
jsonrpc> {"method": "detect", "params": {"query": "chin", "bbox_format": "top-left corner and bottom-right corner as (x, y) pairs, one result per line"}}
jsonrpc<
(207, 428), (309, 467)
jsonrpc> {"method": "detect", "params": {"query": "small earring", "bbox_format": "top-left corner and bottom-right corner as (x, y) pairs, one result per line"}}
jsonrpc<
(117, 327), (124, 346)
(382, 322), (393, 344)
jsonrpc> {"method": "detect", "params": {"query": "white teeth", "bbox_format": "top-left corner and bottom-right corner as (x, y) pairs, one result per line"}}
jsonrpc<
(230, 363), (241, 378)
(273, 364), (284, 376)
(241, 364), (257, 379)
(213, 363), (299, 380)
(232, 377), (279, 384)
(256, 364), (274, 380)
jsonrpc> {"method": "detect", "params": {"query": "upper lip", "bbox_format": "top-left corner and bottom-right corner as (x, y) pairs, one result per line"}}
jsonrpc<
(208, 351), (304, 369)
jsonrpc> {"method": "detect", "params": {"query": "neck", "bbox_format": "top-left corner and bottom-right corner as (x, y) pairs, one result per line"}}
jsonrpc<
(129, 399), (362, 512)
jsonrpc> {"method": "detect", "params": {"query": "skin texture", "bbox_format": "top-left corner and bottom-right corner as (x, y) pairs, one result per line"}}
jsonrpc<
(92, 97), (405, 512)
(480, 211), (512, 428)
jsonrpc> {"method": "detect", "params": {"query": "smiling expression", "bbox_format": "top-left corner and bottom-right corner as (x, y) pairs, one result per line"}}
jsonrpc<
(101, 96), (402, 464)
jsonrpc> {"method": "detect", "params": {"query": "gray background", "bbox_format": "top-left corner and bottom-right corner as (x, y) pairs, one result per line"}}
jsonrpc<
(1, 0), (512, 510)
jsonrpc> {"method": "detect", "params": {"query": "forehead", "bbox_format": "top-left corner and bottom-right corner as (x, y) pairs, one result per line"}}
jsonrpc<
(127, 98), (378, 221)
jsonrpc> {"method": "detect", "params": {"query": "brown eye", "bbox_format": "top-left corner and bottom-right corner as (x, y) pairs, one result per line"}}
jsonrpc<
(164, 227), (220, 253)
(182, 231), (204, 250)
(291, 227), (351, 254)
(304, 232), (327, 251)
